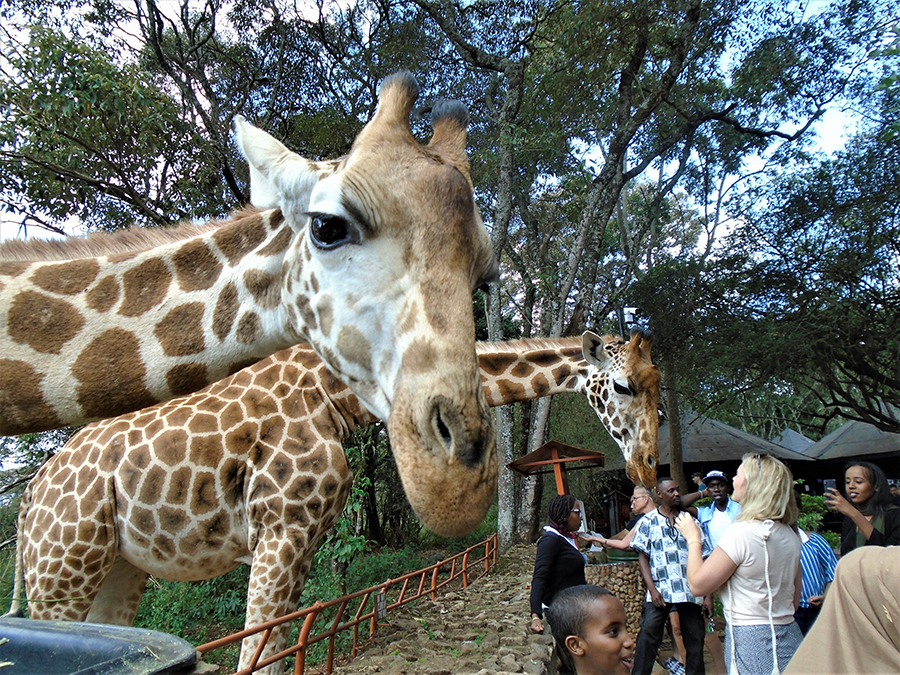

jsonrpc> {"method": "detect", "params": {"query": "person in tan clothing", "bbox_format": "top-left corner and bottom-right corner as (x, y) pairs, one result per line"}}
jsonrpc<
(784, 545), (899, 674)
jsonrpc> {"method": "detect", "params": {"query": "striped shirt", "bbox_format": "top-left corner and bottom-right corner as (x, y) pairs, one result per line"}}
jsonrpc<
(798, 529), (838, 608)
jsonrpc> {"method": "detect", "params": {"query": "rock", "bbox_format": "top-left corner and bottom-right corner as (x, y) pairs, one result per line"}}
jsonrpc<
(329, 545), (552, 675)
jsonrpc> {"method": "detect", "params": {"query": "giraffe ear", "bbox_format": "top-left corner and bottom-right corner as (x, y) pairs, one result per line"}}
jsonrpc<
(581, 330), (609, 368)
(631, 327), (654, 362)
(234, 115), (320, 212)
(428, 99), (472, 185)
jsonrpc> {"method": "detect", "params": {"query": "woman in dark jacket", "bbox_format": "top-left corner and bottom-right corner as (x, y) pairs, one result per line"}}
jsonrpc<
(825, 461), (900, 556)
(529, 494), (602, 634)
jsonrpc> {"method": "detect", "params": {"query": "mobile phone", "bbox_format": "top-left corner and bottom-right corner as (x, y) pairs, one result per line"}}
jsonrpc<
(823, 478), (836, 492)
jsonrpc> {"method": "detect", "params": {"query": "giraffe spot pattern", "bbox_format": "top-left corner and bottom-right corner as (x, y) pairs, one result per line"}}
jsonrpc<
(152, 428), (189, 464)
(293, 294), (317, 332)
(212, 282), (240, 341)
(166, 363), (209, 396)
(155, 303), (206, 356)
(235, 311), (262, 344)
(336, 325), (373, 371)
(172, 239), (223, 291)
(212, 217), (266, 264)
(399, 337), (436, 375)
(189, 434), (225, 468)
(119, 257), (171, 317)
(191, 472), (219, 515)
(256, 218), (291, 256)
(243, 269), (280, 309)
(8, 290), (85, 354)
(0, 359), (62, 434)
(0, 261), (29, 277)
(31, 259), (99, 295)
(73, 329), (157, 420)
(316, 296), (334, 337)
(138, 465), (166, 504)
(85, 275), (120, 312)
(166, 467), (193, 505)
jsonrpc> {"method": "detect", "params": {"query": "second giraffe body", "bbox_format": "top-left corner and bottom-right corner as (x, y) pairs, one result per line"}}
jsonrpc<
(13, 331), (659, 674)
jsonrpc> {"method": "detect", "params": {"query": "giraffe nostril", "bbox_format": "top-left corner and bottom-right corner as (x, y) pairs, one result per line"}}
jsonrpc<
(435, 414), (452, 447)
(429, 396), (488, 468)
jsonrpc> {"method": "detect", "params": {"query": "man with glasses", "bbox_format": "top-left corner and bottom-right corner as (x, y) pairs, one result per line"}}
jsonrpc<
(594, 486), (656, 551)
(631, 478), (711, 675)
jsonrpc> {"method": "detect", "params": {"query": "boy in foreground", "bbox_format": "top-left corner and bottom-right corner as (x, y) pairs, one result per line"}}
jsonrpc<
(545, 584), (635, 675)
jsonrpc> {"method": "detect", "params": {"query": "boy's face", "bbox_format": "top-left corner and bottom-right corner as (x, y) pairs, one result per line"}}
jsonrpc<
(565, 595), (635, 675)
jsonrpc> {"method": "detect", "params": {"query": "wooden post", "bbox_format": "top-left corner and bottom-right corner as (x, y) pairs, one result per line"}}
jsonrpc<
(551, 447), (569, 494)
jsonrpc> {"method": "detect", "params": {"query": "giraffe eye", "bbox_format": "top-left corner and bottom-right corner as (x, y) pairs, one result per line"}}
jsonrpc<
(614, 379), (634, 396)
(307, 213), (361, 250)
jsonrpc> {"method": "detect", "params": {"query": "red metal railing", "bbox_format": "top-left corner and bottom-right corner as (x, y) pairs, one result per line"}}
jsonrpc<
(197, 533), (499, 675)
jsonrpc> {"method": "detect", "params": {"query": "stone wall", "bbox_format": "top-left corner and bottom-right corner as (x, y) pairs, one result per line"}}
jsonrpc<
(585, 562), (646, 636)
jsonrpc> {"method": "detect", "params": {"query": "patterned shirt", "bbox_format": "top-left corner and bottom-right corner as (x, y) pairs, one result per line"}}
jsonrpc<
(798, 529), (838, 608)
(631, 508), (712, 604)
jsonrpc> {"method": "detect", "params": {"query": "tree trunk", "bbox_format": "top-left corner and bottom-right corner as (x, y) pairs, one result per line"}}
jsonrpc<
(663, 352), (687, 492)
(495, 405), (519, 552)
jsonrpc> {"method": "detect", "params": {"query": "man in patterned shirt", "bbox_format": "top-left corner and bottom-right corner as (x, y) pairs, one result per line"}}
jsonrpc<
(631, 477), (712, 675)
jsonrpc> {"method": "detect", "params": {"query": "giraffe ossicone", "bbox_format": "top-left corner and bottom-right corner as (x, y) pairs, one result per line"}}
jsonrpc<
(11, 331), (659, 674)
(0, 71), (498, 536)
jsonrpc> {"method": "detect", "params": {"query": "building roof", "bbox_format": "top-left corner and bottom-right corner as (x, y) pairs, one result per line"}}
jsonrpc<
(600, 411), (810, 472)
(805, 420), (900, 460)
(777, 428), (816, 453)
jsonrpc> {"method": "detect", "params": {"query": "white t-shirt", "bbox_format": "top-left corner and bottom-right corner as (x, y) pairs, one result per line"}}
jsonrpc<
(717, 520), (800, 626)
(706, 507), (736, 548)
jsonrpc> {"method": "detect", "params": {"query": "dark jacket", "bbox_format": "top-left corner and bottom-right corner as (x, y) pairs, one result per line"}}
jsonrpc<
(840, 506), (900, 557)
(529, 528), (586, 617)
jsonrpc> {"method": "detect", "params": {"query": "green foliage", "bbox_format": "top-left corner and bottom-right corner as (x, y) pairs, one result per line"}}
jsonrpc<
(0, 24), (221, 230)
(135, 567), (250, 639)
(344, 547), (428, 594)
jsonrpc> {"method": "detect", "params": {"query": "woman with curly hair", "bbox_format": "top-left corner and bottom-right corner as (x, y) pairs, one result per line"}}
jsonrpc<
(529, 494), (602, 635)
(675, 454), (802, 674)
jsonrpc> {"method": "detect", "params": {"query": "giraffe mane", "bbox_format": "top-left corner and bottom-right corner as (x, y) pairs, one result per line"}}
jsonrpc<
(0, 208), (264, 262)
(476, 336), (614, 353)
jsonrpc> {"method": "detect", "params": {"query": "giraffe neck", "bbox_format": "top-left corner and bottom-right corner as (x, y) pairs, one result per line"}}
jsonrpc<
(324, 339), (589, 427)
(0, 208), (308, 434)
(476, 338), (587, 406)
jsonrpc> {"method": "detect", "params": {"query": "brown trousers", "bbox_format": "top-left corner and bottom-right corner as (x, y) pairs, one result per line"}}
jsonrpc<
(784, 545), (899, 674)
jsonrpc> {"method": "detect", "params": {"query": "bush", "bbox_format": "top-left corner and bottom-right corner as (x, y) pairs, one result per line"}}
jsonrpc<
(796, 488), (840, 550)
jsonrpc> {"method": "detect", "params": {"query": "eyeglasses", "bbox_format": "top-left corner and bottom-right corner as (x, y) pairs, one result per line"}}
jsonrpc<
(570, 508), (581, 515)
(630, 495), (648, 503)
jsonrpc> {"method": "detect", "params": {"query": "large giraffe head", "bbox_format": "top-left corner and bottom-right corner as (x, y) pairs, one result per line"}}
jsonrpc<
(582, 329), (660, 487)
(235, 72), (498, 536)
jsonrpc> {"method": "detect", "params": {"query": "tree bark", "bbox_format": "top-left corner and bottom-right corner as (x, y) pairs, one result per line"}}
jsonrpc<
(663, 352), (687, 493)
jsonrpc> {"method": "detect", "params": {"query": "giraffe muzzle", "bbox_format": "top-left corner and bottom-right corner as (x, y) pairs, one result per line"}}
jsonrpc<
(387, 387), (498, 537)
(429, 395), (492, 469)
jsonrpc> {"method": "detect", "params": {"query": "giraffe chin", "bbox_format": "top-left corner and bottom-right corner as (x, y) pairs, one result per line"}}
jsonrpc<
(387, 403), (498, 538)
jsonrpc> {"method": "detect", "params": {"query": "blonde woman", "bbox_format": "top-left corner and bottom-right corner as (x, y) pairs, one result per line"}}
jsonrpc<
(675, 454), (802, 675)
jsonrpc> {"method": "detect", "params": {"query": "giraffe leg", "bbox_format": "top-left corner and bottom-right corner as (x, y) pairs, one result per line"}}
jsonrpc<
(237, 530), (317, 675)
(23, 495), (119, 622)
(85, 558), (149, 625)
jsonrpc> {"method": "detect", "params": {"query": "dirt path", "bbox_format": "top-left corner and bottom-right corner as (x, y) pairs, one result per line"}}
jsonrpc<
(325, 544), (553, 675)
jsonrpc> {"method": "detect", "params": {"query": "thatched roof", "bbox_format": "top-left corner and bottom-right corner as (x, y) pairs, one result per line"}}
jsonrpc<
(805, 420), (900, 460)
(601, 411), (810, 472)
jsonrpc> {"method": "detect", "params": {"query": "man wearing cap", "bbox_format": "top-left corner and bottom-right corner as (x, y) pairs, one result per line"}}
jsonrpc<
(682, 470), (740, 675)
(683, 470), (741, 548)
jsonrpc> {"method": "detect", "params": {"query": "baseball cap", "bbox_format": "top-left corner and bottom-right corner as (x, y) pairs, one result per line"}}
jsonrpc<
(703, 470), (728, 483)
